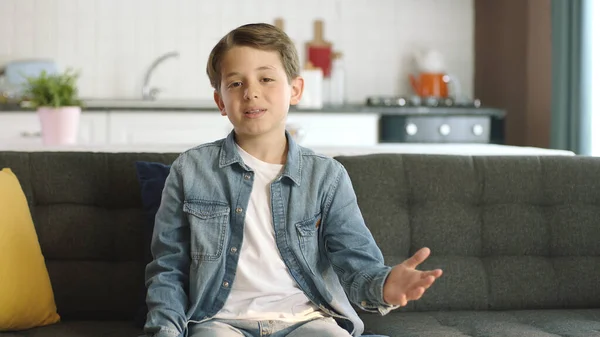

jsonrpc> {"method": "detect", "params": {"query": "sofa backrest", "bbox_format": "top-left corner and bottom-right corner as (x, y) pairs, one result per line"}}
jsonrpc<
(1, 152), (600, 320)
(336, 154), (600, 313)
(0, 152), (178, 321)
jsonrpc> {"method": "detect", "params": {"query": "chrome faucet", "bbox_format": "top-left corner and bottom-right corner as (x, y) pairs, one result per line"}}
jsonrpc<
(142, 51), (180, 100)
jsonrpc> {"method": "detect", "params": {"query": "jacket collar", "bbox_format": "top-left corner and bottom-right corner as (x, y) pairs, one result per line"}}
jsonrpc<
(219, 130), (302, 186)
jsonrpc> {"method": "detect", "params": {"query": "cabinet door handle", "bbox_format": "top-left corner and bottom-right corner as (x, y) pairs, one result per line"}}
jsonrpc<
(20, 131), (42, 138)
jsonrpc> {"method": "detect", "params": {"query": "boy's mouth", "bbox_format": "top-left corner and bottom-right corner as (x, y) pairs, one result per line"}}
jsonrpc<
(244, 108), (267, 115)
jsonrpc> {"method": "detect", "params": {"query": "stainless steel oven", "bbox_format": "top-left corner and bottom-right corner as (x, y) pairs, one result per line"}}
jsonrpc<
(365, 96), (506, 144)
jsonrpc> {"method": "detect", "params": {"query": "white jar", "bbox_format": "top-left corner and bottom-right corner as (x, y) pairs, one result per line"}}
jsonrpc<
(298, 62), (323, 109)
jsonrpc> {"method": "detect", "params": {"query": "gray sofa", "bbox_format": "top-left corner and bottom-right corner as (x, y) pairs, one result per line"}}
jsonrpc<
(1, 151), (600, 337)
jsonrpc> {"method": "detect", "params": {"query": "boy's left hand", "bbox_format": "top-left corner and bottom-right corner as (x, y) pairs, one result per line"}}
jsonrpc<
(382, 247), (443, 306)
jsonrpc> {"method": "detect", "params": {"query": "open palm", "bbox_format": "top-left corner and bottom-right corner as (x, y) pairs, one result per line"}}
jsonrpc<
(383, 247), (443, 306)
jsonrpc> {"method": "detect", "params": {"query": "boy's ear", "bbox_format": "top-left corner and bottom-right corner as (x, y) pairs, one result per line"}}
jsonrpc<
(214, 90), (227, 116)
(289, 76), (304, 106)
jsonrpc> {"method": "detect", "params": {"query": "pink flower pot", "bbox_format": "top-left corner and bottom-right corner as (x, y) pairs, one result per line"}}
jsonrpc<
(37, 107), (81, 146)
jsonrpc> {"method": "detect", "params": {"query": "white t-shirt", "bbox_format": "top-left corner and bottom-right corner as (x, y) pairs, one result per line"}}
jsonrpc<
(213, 145), (324, 322)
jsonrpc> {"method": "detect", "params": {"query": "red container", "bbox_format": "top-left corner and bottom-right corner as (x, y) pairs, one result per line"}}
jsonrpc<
(306, 20), (332, 77)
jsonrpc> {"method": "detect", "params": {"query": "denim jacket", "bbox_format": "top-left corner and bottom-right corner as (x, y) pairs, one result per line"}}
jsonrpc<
(144, 131), (396, 337)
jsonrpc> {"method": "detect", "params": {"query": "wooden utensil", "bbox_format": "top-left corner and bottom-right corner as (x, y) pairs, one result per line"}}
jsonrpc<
(306, 20), (332, 77)
(274, 18), (284, 30)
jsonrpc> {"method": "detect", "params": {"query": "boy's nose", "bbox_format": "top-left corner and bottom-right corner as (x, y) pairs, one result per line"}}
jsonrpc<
(243, 85), (259, 100)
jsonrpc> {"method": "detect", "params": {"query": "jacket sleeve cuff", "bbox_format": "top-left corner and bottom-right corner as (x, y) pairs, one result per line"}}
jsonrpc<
(357, 267), (400, 315)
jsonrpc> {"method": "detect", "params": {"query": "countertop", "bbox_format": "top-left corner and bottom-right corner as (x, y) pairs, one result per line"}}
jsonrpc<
(0, 99), (507, 117)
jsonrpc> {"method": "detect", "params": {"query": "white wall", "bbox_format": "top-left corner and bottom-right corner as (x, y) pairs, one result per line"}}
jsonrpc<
(0, 0), (474, 103)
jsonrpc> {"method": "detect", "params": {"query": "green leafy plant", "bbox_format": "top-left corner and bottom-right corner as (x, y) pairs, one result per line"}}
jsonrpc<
(23, 68), (83, 109)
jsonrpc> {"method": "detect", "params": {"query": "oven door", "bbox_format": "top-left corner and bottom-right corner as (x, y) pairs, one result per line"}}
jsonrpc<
(378, 115), (492, 143)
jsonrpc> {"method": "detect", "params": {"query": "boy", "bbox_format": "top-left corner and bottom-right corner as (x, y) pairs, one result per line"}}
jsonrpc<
(144, 23), (443, 337)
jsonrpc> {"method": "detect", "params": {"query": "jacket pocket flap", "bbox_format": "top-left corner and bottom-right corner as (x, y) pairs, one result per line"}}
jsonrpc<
(184, 200), (230, 219)
(295, 214), (321, 237)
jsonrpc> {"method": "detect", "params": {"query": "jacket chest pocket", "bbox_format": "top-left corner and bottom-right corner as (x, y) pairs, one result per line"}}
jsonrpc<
(295, 213), (322, 275)
(184, 200), (229, 261)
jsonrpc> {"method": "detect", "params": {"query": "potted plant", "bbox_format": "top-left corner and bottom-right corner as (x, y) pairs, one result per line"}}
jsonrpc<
(23, 69), (83, 146)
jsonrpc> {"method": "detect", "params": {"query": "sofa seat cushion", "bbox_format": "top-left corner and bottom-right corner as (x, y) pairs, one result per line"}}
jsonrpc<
(360, 309), (600, 336)
(0, 320), (142, 337)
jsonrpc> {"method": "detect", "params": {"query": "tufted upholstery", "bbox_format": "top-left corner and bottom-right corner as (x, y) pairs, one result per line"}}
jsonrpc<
(1, 152), (599, 336)
(337, 154), (600, 336)
(0, 152), (178, 323)
(337, 155), (600, 312)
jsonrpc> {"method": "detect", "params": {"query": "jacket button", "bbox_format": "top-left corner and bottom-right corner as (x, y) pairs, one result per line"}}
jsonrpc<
(223, 281), (229, 288)
(236, 207), (243, 213)
(244, 173), (251, 180)
(361, 301), (367, 307)
(230, 247), (238, 254)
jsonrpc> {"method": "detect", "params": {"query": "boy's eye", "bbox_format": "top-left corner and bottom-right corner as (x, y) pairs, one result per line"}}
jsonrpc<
(228, 82), (242, 88)
(262, 78), (274, 82)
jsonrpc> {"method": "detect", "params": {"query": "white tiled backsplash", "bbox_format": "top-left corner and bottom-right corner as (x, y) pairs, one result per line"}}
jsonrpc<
(0, 0), (474, 103)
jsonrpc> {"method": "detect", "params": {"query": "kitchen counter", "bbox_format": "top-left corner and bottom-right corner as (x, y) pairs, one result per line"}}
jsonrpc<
(0, 99), (506, 117)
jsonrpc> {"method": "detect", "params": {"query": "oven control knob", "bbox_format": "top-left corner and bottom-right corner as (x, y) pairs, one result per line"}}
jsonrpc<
(439, 124), (451, 136)
(406, 123), (418, 135)
(472, 124), (484, 136)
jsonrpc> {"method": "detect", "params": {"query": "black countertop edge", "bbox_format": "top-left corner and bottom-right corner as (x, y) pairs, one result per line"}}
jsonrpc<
(0, 104), (506, 117)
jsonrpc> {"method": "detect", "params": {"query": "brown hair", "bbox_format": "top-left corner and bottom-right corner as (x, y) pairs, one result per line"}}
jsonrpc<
(206, 23), (300, 92)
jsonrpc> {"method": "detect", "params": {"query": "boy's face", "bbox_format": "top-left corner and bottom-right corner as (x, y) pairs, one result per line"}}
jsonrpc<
(214, 46), (303, 140)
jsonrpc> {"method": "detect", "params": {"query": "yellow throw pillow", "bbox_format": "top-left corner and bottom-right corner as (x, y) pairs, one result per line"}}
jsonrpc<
(0, 168), (60, 331)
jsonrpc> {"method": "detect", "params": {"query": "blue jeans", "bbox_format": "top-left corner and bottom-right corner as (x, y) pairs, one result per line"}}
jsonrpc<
(188, 317), (353, 337)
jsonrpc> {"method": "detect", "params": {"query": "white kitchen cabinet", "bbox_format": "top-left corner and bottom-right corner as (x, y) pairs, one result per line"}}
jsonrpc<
(286, 113), (379, 147)
(80, 112), (109, 144)
(0, 111), (108, 146)
(107, 111), (379, 147)
(107, 111), (233, 146)
(0, 110), (380, 149)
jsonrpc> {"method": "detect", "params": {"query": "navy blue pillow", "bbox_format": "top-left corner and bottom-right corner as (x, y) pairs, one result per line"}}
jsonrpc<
(134, 161), (171, 328)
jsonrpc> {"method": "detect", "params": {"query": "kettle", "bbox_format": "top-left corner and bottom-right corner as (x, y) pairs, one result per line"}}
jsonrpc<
(409, 50), (452, 98)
